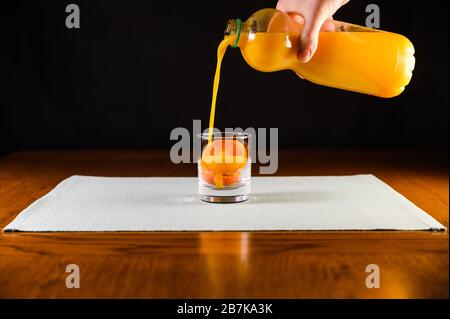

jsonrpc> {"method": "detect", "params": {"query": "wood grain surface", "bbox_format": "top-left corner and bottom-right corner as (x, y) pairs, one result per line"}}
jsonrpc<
(0, 150), (448, 298)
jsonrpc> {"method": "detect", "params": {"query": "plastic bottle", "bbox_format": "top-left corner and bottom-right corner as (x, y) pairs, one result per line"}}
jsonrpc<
(224, 8), (415, 98)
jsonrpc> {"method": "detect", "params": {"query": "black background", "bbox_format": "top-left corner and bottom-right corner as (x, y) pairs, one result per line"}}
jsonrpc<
(2, 0), (449, 155)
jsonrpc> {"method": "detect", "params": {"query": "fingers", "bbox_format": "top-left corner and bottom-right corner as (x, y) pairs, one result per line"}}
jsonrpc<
(298, 7), (330, 62)
(276, 0), (350, 63)
(321, 18), (336, 32)
(276, 0), (297, 12)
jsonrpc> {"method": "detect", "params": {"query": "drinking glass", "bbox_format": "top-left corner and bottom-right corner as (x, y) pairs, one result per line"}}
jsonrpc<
(197, 132), (251, 203)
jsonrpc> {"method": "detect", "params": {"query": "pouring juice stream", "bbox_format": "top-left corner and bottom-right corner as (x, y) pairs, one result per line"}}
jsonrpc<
(208, 38), (229, 144)
(203, 35), (246, 189)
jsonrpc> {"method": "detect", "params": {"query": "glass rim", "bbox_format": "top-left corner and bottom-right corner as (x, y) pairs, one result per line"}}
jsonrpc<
(197, 132), (251, 140)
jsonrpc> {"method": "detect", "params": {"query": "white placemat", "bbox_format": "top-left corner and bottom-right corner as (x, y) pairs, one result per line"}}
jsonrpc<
(3, 175), (446, 232)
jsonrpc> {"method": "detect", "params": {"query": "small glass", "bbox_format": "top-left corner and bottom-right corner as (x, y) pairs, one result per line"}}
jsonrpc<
(197, 132), (251, 203)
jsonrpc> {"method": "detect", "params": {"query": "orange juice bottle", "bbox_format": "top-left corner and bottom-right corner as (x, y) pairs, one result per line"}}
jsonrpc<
(224, 8), (415, 98)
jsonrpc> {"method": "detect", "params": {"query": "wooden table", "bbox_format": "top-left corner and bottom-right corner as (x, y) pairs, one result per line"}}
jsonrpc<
(0, 150), (448, 298)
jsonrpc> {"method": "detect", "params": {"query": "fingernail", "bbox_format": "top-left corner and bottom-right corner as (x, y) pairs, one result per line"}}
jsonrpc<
(298, 49), (311, 63)
(305, 50), (312, 62)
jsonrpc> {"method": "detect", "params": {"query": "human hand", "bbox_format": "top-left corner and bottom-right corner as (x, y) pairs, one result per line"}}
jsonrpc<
(276, 0), (349, 62)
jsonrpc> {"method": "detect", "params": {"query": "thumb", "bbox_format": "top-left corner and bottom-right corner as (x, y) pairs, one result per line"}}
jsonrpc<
(298, 10), (330, 63)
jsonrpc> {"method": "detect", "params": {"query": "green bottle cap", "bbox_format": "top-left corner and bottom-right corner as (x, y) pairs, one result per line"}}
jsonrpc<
(231, 19), (242, 48)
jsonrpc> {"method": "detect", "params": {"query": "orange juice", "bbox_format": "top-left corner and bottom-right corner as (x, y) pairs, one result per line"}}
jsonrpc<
(208, 39), (229, 144)
(201, 139), (248, 188)
(234, 31), (414, 98)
